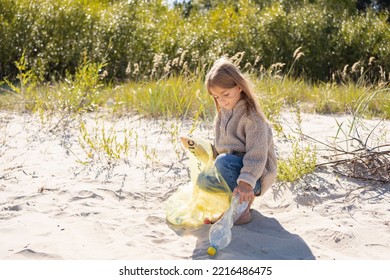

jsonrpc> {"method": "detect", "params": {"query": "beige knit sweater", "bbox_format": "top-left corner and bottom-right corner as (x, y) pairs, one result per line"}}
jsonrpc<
(213, 99), (277, 195)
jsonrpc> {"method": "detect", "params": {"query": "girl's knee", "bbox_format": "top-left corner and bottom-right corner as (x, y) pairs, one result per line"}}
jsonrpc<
(214, 154), (227, 170)
(214, 153), (243, 175)
(214, 153), (235, 172)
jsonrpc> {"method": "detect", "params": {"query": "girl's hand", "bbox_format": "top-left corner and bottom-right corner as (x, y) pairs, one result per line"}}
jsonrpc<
(233, 181), (255, 204)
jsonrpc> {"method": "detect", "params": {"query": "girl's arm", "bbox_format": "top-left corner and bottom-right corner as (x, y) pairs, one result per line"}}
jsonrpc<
(238, 116), (269, 189)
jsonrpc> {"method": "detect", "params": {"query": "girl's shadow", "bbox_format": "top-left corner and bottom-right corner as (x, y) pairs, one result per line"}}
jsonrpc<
(176, 210), (315, 260)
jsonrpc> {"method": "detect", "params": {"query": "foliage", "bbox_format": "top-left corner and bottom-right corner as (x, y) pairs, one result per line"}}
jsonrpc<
(276, 104), (318, 182)
(0, 0), (389, 83)
(78, 119), (134, 164)
(277, 140), (317, 182)
(1, 47), (389, 121)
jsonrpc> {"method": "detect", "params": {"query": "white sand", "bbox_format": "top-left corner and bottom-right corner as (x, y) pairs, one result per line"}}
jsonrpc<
(0, 110), (389, 260)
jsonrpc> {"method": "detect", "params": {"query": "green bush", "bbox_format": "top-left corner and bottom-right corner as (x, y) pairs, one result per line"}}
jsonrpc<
(0, 0), (389, 83)
(337, 9), (390, 83)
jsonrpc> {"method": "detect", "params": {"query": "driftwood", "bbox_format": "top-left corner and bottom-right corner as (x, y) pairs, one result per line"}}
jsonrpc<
(318, 146), (390, 183)
(303, 132), (390, 184)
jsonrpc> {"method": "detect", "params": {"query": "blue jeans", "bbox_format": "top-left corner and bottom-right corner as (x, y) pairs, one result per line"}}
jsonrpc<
(214, 154), (262, 195)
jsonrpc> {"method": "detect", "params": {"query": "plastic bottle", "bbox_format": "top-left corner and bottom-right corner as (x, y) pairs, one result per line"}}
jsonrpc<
(207, 195), (248, 256)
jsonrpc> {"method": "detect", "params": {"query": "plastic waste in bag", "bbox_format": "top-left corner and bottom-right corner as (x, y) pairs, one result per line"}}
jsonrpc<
(165, 136), (232, 227)
(207, 195), (248, 256)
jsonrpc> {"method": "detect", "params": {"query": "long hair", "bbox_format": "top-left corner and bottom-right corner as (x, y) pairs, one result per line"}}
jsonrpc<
(205, 57), (267, 121)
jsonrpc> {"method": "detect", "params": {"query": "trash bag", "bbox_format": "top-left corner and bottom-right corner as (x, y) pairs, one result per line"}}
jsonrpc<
(165, 136), (232, 227)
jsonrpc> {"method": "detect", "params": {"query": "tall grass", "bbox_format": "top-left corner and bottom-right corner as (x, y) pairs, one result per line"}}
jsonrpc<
(1, 50), (389, 183)
(108, 75), (214, 120)
(1, 50), (389, 121)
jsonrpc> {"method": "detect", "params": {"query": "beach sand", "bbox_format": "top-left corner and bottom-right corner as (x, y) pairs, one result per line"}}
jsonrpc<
(0, 110), (389, 260)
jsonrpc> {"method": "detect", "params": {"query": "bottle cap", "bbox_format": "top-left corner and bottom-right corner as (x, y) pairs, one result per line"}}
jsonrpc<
(207, 246), (217, 256)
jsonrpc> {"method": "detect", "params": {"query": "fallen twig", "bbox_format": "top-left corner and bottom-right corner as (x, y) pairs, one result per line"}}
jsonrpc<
(297, 128), (390, 183)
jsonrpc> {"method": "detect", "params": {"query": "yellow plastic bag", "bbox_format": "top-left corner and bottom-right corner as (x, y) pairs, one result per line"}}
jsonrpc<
(165, 137), (232, 227)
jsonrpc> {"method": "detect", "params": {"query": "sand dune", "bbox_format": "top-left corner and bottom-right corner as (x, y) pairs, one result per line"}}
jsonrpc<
(0, 110), (389, 260)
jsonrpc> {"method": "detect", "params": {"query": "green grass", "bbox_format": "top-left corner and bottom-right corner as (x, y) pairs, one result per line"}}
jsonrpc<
(277, 141), (317, 183)
(1, 59), (389, 121)
(107, 75), (214, 120)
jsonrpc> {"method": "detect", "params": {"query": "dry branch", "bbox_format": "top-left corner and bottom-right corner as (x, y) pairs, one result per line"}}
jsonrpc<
(328, 148), (390, 183)
(304, 129), (390, 183)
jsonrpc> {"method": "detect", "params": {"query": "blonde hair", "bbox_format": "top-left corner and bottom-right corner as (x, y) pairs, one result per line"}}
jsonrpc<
(205, 57), (267, 121)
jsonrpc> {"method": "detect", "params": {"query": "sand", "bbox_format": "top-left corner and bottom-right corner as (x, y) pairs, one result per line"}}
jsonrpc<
(0, 110), (389, 260)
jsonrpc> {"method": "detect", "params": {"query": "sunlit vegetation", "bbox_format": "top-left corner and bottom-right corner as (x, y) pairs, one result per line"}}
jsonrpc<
(0, 0), (389, 83)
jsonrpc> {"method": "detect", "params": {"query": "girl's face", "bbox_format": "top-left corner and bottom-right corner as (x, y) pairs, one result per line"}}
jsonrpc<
(209, 85), (242, 110)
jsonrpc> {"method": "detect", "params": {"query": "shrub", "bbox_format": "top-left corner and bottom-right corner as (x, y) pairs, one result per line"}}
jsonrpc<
(0, 0), (389, 83)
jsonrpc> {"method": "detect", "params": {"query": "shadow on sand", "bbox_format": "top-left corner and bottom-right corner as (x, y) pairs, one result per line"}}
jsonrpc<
(171, 210), (315, 260)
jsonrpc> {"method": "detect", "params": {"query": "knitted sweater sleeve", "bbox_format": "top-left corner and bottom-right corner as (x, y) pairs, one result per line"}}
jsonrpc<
(237, 114), (269, 188)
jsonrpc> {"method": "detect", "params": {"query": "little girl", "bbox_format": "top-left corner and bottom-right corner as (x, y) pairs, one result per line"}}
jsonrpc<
(204, 57), (277, 225)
